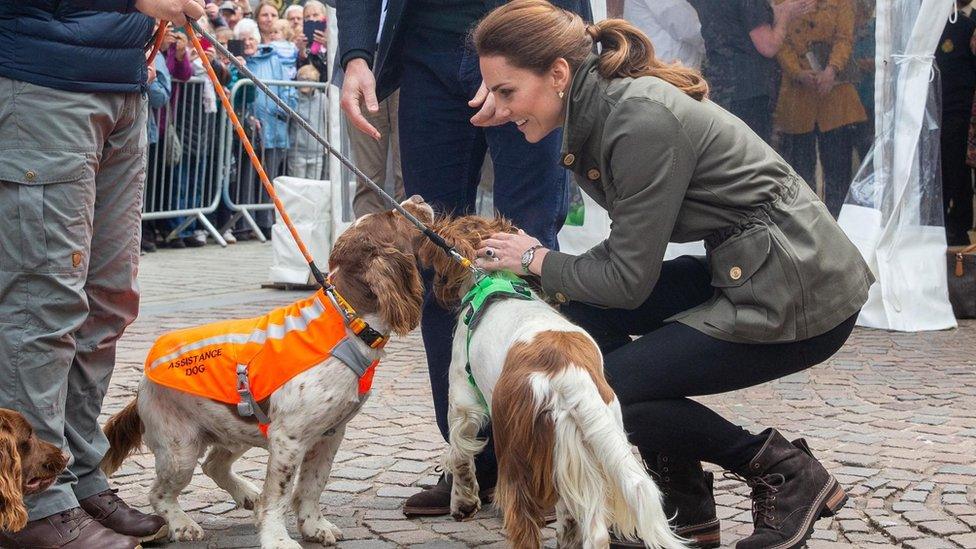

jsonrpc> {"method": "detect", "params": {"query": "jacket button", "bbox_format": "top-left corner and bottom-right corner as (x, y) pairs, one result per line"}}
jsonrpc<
(730, 266), (742, 280)
(555, 292), (568, 303)
(562, 153), (576, 166)
(587, 168), (600, 181)
(25, 170), (36, 182)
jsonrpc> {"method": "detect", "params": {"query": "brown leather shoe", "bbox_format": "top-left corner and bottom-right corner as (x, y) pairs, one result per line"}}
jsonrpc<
(78, 489), (167, 543)
(0, 507), (141, 549)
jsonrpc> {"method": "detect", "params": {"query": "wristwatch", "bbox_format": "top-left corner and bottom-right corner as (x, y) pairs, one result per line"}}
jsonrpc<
(520, 245), (545, 275)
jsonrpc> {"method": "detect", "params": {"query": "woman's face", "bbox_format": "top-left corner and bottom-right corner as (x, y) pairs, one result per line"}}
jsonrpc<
(256, 5), (279, 35)
(242, 33), (259, 56)
(304, 5), (326, 21)
(479, 55), (568, 143)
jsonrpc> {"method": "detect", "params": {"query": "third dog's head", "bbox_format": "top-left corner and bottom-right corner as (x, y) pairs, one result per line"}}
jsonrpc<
(0, 408), (68, 532)
(328, 196), (434, 336)
(417, 215), (519, 308)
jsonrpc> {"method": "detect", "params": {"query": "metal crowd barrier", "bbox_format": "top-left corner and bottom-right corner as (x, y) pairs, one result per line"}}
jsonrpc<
(144, 77), (358, 247)
(222, 78), (346, 242)
(144, 77), (227, 246)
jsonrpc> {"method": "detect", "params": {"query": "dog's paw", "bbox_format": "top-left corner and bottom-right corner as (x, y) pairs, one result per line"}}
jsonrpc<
(299, 516), (343, 545)
(450, 497), (481, 521)
(168, 517), (205, 541)
(233, 481), (261, 510)
(260, 536), (304, 549)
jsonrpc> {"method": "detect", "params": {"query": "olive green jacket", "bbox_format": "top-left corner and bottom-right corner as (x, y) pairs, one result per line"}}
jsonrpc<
(540, 55), (874, 343)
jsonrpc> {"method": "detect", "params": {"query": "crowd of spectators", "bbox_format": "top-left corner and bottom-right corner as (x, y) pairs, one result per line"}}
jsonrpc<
(146, 0), (975, 253)
(142, 0), (331, 252)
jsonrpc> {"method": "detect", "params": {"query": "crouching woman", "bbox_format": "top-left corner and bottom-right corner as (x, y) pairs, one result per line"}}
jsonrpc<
(471, 2), (873, 548)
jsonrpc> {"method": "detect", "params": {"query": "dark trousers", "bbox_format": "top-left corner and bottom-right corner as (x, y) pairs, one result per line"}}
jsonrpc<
(397, 32), (569, 478)
(728, 95), (773, 144)
(941, 115), (975, 246)
(780, 125), (857, 218)
(561, 256), (858, 470)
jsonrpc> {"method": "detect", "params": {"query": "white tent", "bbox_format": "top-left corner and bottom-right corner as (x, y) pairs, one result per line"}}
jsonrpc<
(838, 0), (957, 332)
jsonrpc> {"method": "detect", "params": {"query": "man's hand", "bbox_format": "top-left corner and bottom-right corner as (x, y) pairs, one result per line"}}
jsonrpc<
(468, 81), (509, 127)
(340, 58), (381, 139)
(134, 0), (206, 25)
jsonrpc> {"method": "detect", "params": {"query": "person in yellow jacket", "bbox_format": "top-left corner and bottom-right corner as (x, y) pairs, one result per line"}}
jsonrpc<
(773, 0), (867, 218)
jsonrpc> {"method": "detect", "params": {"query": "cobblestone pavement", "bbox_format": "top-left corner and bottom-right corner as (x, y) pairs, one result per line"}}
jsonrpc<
(102, 241), (976, 548)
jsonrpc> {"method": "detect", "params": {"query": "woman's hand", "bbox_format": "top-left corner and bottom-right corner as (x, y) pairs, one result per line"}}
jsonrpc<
(475, 230), (547, 275)
(815, 66), (837, 96)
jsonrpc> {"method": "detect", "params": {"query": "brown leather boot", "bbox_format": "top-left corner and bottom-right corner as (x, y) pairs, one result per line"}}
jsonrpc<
(402, 472), (495, 517)
(79, 489), (167, 543)
(610, 454), (720, 549)
(0, 507), (141, 549)
(731, 430), (847, 549)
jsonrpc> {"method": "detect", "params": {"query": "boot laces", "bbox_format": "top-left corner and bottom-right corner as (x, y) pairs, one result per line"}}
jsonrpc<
(725, 472), (786, 529)
(58, 508), (92, 535)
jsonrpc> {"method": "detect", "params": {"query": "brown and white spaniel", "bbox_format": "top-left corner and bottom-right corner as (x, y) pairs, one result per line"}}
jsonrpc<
(418, 215), (685, 549)
(0, 408), (69, 532)
(99, 197), (433, 549)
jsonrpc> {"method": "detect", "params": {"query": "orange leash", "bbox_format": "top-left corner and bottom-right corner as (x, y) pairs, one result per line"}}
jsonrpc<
(146, 20), (167, 65)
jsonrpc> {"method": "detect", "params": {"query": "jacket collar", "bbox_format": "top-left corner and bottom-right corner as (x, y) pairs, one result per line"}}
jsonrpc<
(559, 54), (606, 171)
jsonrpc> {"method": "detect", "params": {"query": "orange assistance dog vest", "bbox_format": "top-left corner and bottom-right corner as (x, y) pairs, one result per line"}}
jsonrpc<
(145, 291), (378, 435)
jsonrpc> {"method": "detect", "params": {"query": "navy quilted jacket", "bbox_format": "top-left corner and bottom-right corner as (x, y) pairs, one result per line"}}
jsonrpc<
(0, 0), (154, 93)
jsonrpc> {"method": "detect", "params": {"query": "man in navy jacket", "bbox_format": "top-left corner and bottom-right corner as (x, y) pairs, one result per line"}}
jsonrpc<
(338, 0), (592, 517)
(0, 1), (203, 548)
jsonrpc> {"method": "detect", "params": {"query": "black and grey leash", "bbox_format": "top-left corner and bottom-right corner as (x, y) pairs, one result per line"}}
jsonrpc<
(189, 20), (481, 274)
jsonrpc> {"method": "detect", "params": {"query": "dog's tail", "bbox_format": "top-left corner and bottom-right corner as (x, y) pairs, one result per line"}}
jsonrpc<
(100, 398), (143, 476)
(491, 366), (559, 549)
(548, 364), (687, 549)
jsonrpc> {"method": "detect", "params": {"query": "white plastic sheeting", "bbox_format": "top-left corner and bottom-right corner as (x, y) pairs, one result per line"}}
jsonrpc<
(269, 176), (333, 284)
(838, 0), (957, 331)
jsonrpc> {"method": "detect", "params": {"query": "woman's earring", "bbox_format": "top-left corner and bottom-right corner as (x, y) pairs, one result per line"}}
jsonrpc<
(558, 90), (565, 99)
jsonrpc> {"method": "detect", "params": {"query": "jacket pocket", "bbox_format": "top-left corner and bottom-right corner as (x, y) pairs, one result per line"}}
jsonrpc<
(708, 224), (797, 341)
(0, 149), (93, 273)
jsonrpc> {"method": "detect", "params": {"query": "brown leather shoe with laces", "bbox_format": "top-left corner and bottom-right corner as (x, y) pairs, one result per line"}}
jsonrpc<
(0, 507), (141, 549)
(78, 489), (167, 543)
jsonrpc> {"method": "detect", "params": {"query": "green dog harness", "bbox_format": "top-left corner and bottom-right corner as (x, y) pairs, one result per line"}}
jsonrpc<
(460, 271), (534, 412)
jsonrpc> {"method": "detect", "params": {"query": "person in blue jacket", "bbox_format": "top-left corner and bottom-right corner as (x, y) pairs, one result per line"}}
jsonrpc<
(0, 1), (204, 548)
(235, 17), (298, 235)
(337, 0), (592, 517)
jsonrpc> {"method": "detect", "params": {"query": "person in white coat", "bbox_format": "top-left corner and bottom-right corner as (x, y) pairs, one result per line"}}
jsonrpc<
(608, 0), (705, 69)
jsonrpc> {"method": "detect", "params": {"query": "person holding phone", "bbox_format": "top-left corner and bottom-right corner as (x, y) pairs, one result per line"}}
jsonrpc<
(0, 2), (206, 547)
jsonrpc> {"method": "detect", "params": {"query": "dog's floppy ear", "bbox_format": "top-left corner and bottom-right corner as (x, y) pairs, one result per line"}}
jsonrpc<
(364, 248), (424, 336)
(0, 421), (27, 533)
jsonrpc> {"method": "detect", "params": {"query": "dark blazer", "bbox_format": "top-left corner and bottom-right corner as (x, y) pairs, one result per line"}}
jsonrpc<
(337, 0), (593, 102)
(0, 1), (154, 94)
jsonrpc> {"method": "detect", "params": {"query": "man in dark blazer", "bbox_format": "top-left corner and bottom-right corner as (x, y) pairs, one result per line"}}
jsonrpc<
(338, 0), (592, 517)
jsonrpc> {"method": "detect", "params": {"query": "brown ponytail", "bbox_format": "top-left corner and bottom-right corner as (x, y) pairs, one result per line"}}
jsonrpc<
(473, 0), (708, 101)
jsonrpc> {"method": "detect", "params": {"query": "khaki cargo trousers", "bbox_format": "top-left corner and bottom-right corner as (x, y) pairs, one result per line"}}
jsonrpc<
(0, 76), (146, 520)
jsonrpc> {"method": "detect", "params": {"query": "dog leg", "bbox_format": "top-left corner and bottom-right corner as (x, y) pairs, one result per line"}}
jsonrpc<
(446, 366), (488, 521)
(257, 433), (305, 549)
(555, 498), (583, 549)
(148, 438), (205, 542)
(201, 445), (261, 511)
(292, 425), (346, 545)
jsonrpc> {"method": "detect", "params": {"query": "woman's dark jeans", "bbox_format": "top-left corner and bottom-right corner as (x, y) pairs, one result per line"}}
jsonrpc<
(561, 256), (858, 470)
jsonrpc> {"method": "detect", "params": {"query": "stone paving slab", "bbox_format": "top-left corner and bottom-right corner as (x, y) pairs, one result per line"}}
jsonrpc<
(100, 241), (976, 548)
